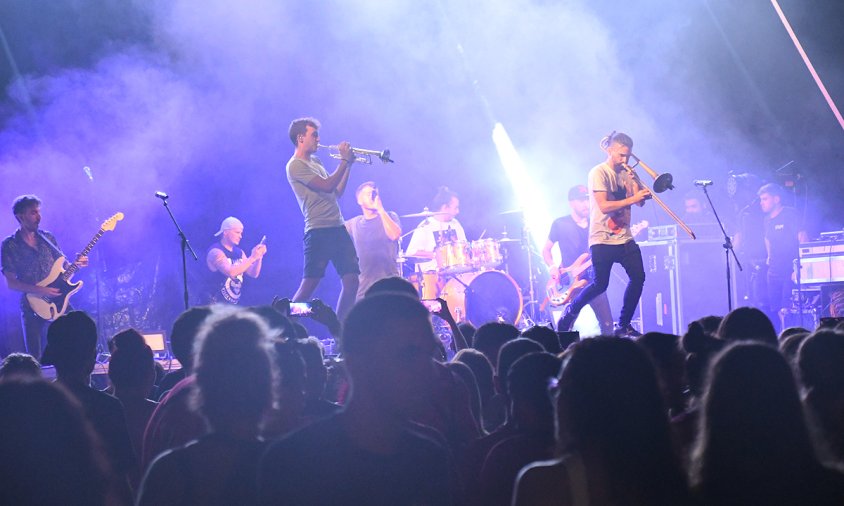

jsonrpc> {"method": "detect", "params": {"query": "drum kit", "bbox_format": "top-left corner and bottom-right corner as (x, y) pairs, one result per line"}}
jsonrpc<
(397, 209), (527, 327)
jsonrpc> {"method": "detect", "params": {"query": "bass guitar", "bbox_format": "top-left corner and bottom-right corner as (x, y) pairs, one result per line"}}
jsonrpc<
(546, 220), (648, 307)
(27, 213), (124, 321)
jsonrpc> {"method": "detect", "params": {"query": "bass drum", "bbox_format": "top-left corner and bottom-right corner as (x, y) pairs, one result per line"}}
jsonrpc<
(441, 270), (523, 327)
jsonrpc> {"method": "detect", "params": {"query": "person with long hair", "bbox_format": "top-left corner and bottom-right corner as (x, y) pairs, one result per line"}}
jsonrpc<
(513, 337), (691, 506)
(692, 342), (844, 505)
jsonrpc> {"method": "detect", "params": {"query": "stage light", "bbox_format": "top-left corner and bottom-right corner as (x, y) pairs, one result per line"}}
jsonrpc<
(491, 122), (549, 250)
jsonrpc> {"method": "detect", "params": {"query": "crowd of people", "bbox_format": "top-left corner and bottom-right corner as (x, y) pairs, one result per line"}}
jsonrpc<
(1, 280), (844, 505)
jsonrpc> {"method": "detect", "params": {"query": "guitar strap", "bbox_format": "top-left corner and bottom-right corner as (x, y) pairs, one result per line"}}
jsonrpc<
(36, 231), (66, 260)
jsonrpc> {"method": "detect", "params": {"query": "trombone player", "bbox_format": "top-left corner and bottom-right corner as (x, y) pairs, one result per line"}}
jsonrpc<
(558, 132), (650, 337)
(285, 117), (360, 321)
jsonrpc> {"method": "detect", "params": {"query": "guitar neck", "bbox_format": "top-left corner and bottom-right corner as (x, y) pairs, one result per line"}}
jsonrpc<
(62, 228), (105, 279)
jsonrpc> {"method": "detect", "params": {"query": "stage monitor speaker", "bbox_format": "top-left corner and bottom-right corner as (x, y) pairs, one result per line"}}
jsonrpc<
(639, 229), (732, 334)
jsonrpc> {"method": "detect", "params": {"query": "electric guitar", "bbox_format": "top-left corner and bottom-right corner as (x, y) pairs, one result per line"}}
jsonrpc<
(27, 213), (124, 321)
(546, 220), (648, 307)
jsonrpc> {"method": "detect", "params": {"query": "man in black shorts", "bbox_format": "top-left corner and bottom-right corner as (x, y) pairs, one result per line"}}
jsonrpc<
(285, 117), (360, 321)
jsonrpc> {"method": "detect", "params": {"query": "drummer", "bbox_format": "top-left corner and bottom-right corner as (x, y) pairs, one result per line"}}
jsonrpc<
(406, 186), (466, 273)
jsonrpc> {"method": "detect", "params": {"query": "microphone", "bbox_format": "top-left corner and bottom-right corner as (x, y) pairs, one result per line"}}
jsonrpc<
(155, 191), (169, 200)
(694, 180), (713, 187)
(83, 166), (93, 181)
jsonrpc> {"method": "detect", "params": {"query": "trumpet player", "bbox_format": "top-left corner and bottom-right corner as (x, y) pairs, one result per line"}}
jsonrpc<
(558, 132), (650, 337)
(285, 117), (360, 321)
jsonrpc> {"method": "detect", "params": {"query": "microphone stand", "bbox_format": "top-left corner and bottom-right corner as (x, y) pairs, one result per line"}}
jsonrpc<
(699, 184), (742, 312)
(156, 194), (197, 310)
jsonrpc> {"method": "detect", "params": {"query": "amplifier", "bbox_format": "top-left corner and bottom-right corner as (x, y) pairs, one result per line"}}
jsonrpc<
(799, 239), (844, 285)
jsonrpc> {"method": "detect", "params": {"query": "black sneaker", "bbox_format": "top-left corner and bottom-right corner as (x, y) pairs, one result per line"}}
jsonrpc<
(557, 305), (577, 331)
(614, 324), (642, 338)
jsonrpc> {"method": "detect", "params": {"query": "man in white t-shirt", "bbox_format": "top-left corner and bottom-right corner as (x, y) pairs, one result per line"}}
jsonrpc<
(406, 186), (466, 273)
(285, 117), (360, 321)
(558, 132), (650, 337)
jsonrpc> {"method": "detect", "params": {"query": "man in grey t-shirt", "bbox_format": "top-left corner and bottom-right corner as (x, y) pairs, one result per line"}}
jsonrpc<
(345, 182), (402, 300)
(285, 117), (360, 321)
(558, 132), (650, 337)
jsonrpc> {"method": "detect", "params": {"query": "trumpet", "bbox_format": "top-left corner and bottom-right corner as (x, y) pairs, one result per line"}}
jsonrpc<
(318, 144), (394, 164)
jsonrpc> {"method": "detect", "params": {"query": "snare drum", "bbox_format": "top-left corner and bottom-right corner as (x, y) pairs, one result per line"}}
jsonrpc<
(440, 270), (523, 326)
(435, 240), (473, 274)
(471, 238), (503, 269)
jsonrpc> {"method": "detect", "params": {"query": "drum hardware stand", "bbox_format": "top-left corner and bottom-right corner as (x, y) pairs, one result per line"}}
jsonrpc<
(699, 182), (742, 312)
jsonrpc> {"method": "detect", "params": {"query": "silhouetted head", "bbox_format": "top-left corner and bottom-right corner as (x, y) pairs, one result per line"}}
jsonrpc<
(342, 293), (437, 420)
(473, 322), (520, 367)
(717, 306), (777, 346)
(108, 329), (155, 396)
(0, 353), (41, 381)
(364, 276), (419, 299)
(453, 348), (495, 402)
(170, 306), (213, 371)
(0, 379), (112, 504)
(41, 311), (98, 376)
(192, 308), (277, 432)
(521, 325), (562, 354)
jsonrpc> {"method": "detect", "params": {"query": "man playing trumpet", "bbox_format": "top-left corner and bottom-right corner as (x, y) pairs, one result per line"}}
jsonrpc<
(285, 117), (360, 321)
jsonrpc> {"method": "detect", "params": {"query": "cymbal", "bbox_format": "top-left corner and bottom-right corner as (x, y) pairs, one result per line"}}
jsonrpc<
(498, 208), (525, 215)
(498, 238), (522, 243)
(401, 210), (450, 218)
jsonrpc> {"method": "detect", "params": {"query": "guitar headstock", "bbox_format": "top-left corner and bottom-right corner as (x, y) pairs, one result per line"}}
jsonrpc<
(101, 212), (125, 232)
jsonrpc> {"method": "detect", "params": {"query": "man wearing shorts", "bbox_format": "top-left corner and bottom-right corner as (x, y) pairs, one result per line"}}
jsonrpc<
(286, 117), (360, 321)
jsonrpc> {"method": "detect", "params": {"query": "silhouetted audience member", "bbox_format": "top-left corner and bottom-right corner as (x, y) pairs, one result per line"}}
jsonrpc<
(798, 329), (844, 465)
(108, 329), (157, 487)
(155, 306), (212, 400)
(636, 332), (687, 416)
(521, 325), (562, 354)
(692, 342), (844, 505)
(262, 338), (309, 438)
(0, 379), (120, 505)
(716, 306), (778, 345)
(674, 319), (726, 468)
(298, 336), (342, 418)
(514, 337), (691, 506)
(459, 339), (544, 497)
(779, 330), (809, 368)
(477, 352), (562, 506)
(472, 321), (520, 368)
(365, 275), (419, 298)
(488, 338), (543, 432)
(780, 326), (810, 341)
(458, 322), (477, 343)
(446, 360), (483, 430)
(259, 293), (454, 505)
(454, 348), (495, 430)
(41, 311), (136, 500)
(0, 352), (41, 380)
(138, 309), (277, 506)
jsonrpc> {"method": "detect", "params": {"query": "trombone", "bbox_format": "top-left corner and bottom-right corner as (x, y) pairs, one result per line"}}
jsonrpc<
(318, 144), (394, 164)
(600, 132), (695, 239)
(622, 154), (696, 240)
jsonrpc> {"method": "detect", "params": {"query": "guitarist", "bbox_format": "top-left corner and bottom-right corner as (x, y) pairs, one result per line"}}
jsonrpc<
(1, 195), (88, 355)
(542, 185), (614, 335)
(557, 133), (650, 337)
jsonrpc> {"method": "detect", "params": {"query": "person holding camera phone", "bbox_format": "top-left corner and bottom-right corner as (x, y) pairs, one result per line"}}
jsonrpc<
(205, 216), (267, 304)
(345, 181), (402, 300)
